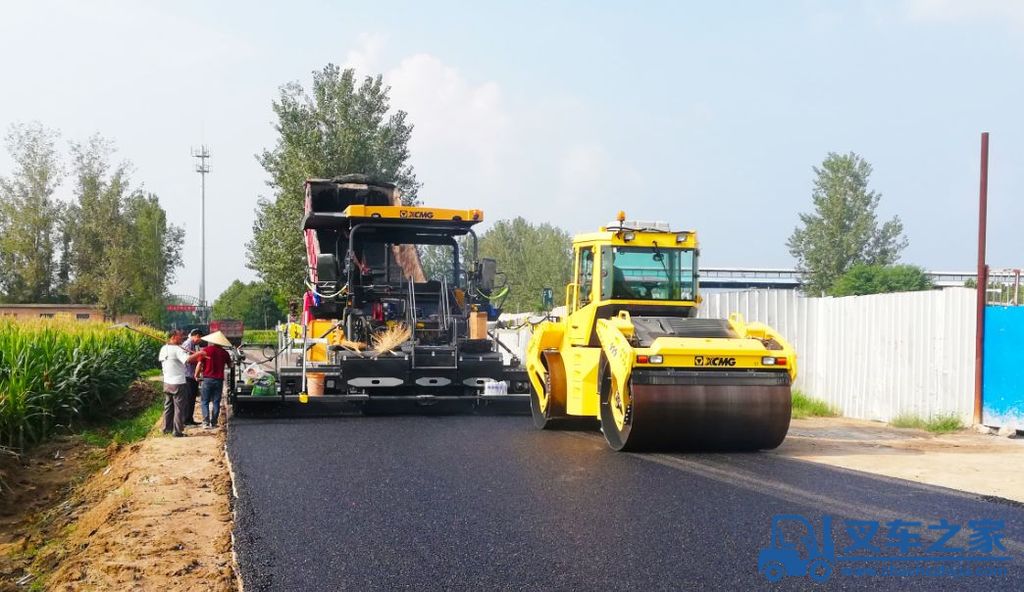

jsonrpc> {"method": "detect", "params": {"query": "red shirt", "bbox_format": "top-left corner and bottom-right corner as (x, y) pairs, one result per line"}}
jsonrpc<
(201, 345), (231, 380)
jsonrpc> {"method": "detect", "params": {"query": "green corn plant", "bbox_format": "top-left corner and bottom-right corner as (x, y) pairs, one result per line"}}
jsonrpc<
(0, 317), (160, 451)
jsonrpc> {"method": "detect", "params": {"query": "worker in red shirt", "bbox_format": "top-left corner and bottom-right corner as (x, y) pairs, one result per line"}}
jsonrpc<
(197, 330), (233, 428)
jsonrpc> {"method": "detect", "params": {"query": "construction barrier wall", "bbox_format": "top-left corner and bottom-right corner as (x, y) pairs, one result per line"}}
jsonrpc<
(982, 306), (1024, 428)
(497, 288), (979, 423)
(697, 288), (977, 423)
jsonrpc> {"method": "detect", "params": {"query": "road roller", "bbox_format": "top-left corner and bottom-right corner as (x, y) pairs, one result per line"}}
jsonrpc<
(524, 213), (797, 451)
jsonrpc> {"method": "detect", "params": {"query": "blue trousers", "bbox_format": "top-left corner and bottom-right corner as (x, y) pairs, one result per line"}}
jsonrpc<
(201, 378), (224, 425)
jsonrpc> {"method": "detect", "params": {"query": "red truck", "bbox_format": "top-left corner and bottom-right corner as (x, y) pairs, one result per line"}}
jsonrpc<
(209, 319), (244, 346)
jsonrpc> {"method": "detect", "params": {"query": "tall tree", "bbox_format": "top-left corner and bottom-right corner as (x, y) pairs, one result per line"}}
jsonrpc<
(248, 64), (420, 300)
(787, 152), (907, 295)
(478, 218), (573, 312)
(65, 135), (122, 304)
(63, 136), (183, 321)
(0, 123), (63, 302)
(212, 280), (287, 329)
(123, 193), (185, 322)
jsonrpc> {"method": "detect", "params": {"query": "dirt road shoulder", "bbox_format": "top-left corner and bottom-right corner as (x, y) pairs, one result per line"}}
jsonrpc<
(1, 420), (235, 591)
(774, 417), (1024, 503)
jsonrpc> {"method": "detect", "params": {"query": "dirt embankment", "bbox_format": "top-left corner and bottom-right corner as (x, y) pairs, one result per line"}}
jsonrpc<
(1, 385), (236, 591)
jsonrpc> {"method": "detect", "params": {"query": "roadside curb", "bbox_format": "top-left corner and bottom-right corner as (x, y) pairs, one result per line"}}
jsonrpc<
(223, 418), (244, 592)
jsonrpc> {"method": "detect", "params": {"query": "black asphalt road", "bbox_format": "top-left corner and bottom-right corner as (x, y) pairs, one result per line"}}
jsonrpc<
(229, 415), (1024, 591)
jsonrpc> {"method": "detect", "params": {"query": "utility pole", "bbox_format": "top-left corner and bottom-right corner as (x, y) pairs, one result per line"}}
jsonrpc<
(974, 132), (989, 426)
(191, 146), (210, 320)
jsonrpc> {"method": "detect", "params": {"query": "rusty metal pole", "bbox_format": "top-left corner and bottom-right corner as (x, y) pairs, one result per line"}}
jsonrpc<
(974, 132), (990, 426)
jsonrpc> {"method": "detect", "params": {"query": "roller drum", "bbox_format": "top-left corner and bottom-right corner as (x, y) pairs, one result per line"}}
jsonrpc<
(601, 369), (792, 451)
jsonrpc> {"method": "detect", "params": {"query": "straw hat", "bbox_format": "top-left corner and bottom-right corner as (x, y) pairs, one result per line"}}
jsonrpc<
(202, 330), (232, 347)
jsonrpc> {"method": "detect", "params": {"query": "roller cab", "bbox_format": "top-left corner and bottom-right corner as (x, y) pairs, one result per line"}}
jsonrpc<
(526, 214), (796, 451)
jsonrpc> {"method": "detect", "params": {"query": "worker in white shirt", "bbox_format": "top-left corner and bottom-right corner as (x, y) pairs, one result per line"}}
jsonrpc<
(158, 330), (205, 437)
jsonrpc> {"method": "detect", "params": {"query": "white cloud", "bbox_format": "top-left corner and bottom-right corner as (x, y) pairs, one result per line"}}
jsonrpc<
(342, 33), (389, 74)
(340, 35), (629, 227)
(906, 0), (1024, 28)
(386, 53), (511, 189)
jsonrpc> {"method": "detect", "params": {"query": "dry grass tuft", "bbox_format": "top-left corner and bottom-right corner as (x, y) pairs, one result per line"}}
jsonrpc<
(371, 324), (411, 357)
(336, 338), (367, 352)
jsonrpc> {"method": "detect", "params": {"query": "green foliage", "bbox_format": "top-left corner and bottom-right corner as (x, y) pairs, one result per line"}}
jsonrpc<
(248, 64), (420, 300)
(829, 264), (933, 296)
(478, 218), (573, 312)
(0, 125), (182, 322)
(890, 413), (963, 433)
(243, 329), (278, 344)
(212, 280), (287, 330)
(80, 398), (163, 448)
(0, 318), (159, 451)
(788, 152), (907, 295)
(0, 123), (63, 303)
(964, 279), (1024, 305)
(63, 136), (184, 322)
(418, 236), (469, 284)
(419, 244), (455, 283)
(791, 390), (839, 419)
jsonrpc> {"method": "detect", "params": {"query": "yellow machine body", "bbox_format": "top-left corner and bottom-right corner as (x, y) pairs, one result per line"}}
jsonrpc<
(525, 221), (797, 451)
(341, 204), (484, 223)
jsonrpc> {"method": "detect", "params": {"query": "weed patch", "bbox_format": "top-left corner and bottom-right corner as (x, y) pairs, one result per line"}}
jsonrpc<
(890, 413), (963, 434)
(792, 390), (839, 419)
(80, 399), (162, 448)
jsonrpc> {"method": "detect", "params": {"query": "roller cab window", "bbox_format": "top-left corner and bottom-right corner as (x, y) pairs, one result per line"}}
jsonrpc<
(576, 247), (595, 307)
(601, 246), (696, 301)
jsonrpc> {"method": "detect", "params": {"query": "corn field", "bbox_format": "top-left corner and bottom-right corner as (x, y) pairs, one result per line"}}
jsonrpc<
(0, 318), (160, 451)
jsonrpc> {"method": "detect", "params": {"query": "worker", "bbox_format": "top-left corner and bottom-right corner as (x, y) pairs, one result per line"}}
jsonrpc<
(158, 330), (204, 437)
(196, 330), (233, 429)
(181, 329), (204, 426)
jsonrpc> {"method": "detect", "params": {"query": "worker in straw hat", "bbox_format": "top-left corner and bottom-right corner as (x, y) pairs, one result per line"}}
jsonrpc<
(194, 330), (234, 429)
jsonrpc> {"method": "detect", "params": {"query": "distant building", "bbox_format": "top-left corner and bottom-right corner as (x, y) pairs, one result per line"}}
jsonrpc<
(0, 304), (142, 325)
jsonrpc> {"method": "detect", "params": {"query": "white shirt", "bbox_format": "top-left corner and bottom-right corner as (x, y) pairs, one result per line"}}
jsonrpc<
(159, 344), (190, 385)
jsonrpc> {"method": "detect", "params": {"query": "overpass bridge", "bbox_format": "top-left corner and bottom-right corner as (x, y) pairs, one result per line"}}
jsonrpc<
(699, 267), (1016, 291)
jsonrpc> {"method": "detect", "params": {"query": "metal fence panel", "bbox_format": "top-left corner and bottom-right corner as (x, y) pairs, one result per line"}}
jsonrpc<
(699, 288), (976, 422)
(500, 289), (977, 422)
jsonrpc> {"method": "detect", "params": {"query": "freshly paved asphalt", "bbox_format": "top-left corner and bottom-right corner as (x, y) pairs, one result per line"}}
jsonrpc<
(228, 414), (1024, 591)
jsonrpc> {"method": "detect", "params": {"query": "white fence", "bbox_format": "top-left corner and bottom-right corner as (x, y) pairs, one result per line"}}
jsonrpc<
(496, 288), (978, 422)
(698, 288), (977, 423)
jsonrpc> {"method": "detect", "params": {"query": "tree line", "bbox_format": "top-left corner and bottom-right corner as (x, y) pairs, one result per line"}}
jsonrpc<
(1, 64), (932, 330)
(243, 64), (929, 316)
(0, 123), (183, 321)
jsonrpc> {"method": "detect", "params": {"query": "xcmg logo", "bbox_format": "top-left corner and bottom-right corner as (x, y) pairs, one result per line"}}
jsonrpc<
(694, 355), (736, 367)
(399, 210), (434, 219)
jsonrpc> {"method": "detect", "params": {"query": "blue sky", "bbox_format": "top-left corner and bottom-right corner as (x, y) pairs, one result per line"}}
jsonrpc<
(1, 0), (1022, 300)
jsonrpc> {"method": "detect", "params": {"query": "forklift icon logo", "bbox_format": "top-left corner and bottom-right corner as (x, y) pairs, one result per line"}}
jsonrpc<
(758, 515), (835, 583)
(758, 514), (1012, 582)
